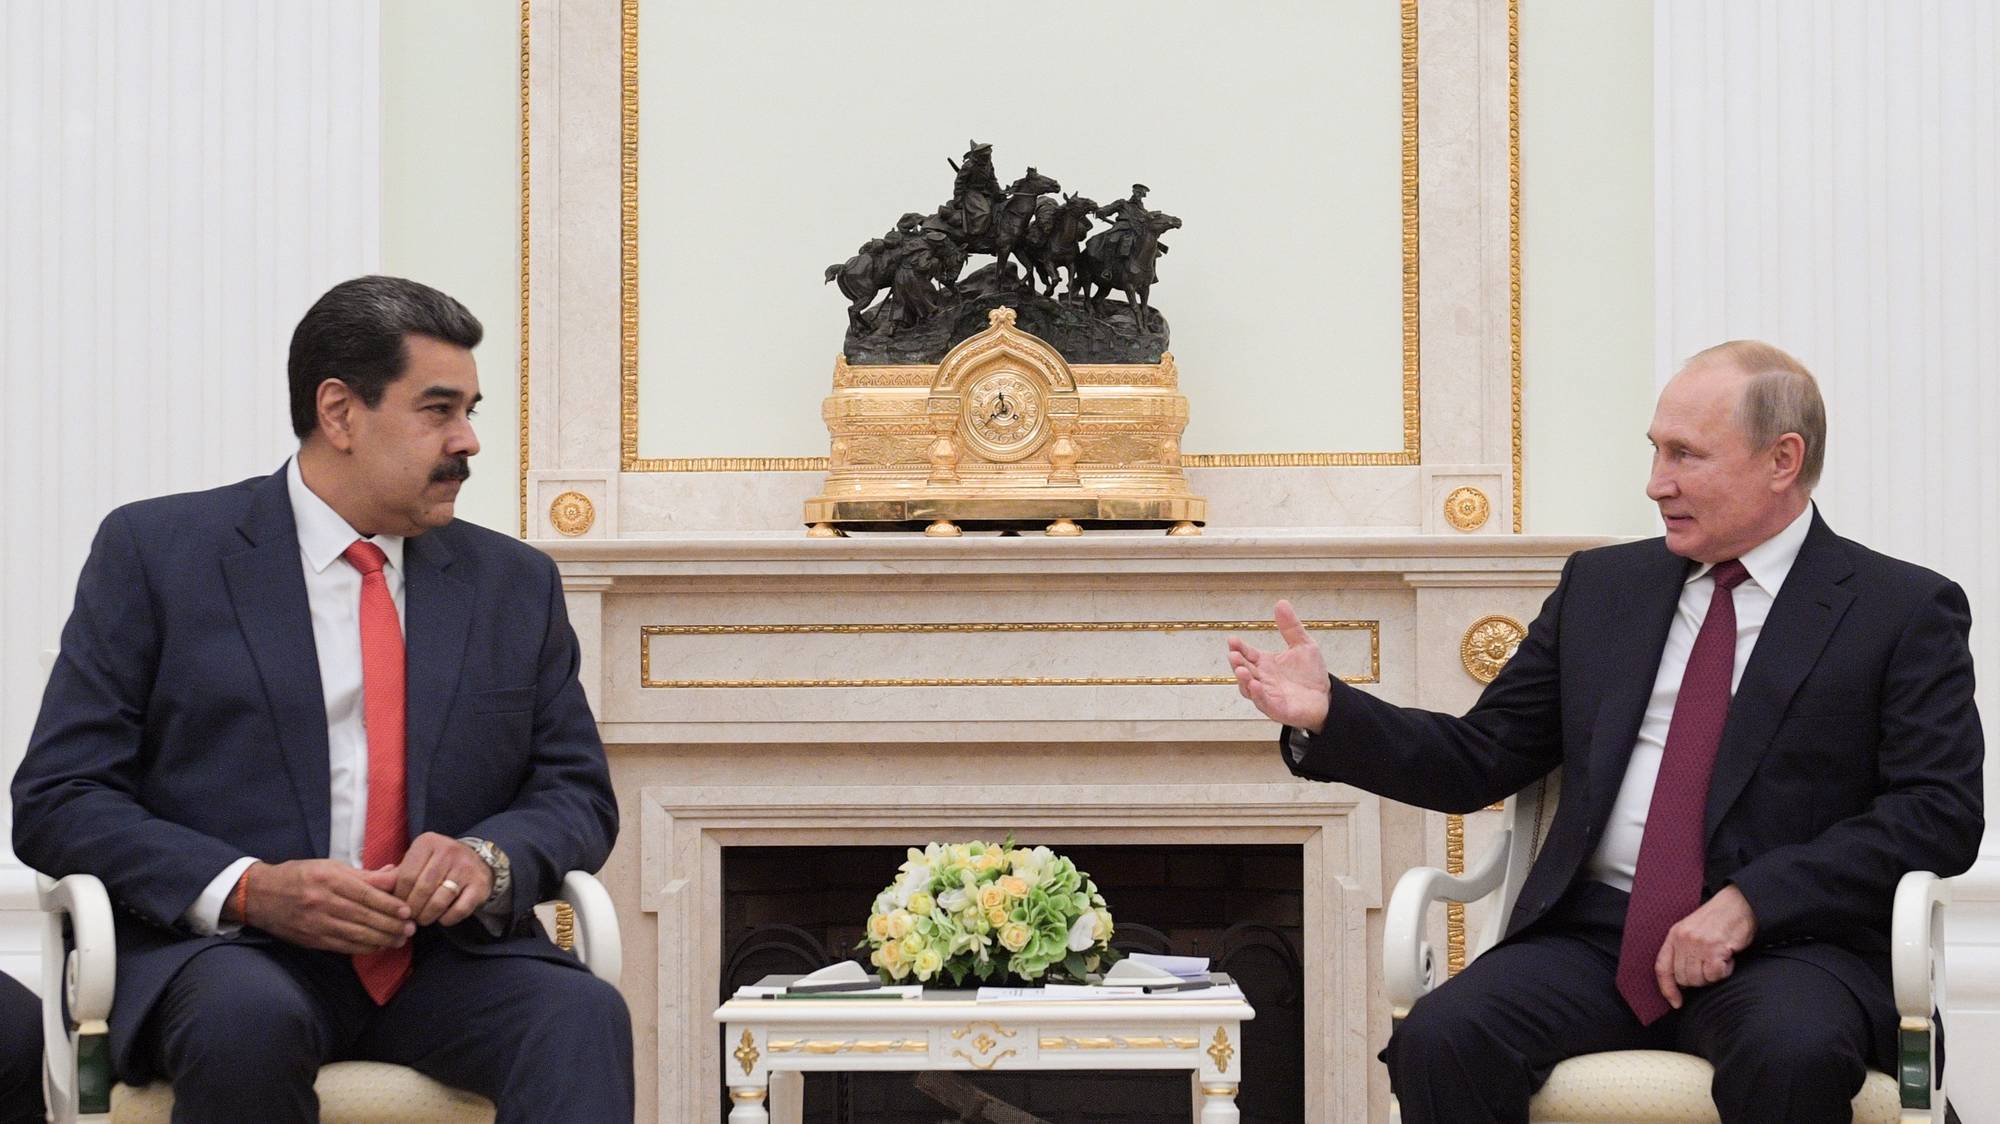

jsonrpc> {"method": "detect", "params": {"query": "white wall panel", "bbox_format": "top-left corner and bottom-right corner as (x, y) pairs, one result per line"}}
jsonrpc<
(0, 0), (379, 983)
(1656, 0), (2000, 1108)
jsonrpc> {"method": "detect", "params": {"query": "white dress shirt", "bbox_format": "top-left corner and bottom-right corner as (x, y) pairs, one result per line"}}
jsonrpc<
(184, 456), (405, 934)
(1586, 502), (1815, 890)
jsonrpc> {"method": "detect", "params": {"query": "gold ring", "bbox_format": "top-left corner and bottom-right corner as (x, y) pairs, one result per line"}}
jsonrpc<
(441, 879), (461, 895)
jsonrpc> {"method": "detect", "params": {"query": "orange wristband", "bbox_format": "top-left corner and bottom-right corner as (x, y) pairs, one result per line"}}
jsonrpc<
(233, 865), (252, 927)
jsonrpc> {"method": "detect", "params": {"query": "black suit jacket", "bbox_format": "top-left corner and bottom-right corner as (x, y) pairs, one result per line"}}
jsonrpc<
(1284, 512), (1983, 1000)
(13, 468), (619, 1074)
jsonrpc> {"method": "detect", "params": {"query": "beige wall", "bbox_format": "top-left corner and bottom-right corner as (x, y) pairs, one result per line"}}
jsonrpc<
(383, 1), (1659, 540)
(381, 0), (521, 536)
(1520, 0), (1657, 536)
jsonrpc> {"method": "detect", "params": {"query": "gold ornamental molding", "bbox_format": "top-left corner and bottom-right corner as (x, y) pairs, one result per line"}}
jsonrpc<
(1207, 1027), (1234, 1074)
(1445, 813), (1468, 975)
(769, 1038), (929, 1057)
(605, 0), (1436, 473)
(733, 1029), (758, 1076)
(516, 0), (532, 538)
(1041, 1035), (1199, 1052)
(1443, 486), (1491, 532)
(1460, 615), (1526, 685)
(548, 491), (595, 537)
(1509, 0), (1524, 532)
(640, 619), (1379, 690)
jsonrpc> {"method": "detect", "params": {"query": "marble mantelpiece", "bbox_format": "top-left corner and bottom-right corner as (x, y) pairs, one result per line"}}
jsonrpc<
(546, 531), (1610, 1121)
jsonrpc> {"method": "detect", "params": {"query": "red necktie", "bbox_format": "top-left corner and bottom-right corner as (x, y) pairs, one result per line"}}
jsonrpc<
(342, 539), (411, 1005)
(1616, 559), (1751, 1024)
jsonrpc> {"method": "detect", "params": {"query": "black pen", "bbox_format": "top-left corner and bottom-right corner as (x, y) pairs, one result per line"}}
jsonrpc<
(1141, 979), (1214, 993)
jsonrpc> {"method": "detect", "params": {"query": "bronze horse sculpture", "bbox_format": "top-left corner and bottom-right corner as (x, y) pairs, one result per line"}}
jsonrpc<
(1076, 209), (1182, 330)
(1028, 193), (1097, 299)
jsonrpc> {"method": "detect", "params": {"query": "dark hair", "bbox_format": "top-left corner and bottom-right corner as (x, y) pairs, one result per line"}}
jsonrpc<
(287, 275), (484, 438)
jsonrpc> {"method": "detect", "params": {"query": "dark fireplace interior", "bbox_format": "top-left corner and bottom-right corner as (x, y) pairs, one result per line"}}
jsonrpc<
(721, 843), (1305, 1123)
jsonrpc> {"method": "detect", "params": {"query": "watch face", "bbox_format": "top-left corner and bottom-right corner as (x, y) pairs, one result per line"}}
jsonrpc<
(961, 369), (1047, 461)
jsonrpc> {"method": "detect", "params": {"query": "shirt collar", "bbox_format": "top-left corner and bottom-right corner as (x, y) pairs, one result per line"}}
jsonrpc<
(286, 455), (405, 576)
(1685, 501), (1815, 597)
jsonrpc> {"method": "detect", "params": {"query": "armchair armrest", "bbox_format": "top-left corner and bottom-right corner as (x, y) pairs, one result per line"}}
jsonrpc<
(37, 872), (115, 1121)
(552, 870), (621, 987)
(1888, 870), (1946, 1122)
(1383, 832), (1512, 1015)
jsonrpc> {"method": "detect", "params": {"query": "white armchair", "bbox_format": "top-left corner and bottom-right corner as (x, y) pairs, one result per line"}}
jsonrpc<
(1383, 773), (1947, 1124)
(38, 869), (622, 1124)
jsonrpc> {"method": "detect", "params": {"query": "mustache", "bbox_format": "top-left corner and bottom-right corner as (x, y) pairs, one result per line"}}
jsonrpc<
(430, 457), (472, 484)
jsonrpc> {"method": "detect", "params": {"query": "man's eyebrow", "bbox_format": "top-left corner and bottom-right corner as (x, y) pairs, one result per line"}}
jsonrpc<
(417, 386), (480, 406)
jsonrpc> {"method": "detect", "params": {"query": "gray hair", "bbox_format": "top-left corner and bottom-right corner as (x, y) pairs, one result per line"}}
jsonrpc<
(1685, 340), (1826, 493)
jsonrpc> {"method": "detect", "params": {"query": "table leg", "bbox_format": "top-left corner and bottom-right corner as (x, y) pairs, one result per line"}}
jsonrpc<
(1197, 1081), (1241, 1124)
(768, 1070), (804, 1124)
(729, 1084), (770, 1123)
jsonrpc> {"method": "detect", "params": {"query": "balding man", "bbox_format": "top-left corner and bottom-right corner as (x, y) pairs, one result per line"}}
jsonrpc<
(1229, 341), (1984, 1123)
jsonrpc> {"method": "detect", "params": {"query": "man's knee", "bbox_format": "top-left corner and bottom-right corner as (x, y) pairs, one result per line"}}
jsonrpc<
(153, 951), (324, 1079)
(1712, 1017), (1866, 1088)
(1392, 988), (1503, 1068)
(534, 972), (629, 1045)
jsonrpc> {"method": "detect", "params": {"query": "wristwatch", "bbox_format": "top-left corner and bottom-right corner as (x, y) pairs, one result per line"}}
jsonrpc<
(457, 837), (512, 905)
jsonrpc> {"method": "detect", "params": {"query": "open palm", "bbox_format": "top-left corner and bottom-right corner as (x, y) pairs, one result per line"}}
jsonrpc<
(1226, 599), (1332, 731)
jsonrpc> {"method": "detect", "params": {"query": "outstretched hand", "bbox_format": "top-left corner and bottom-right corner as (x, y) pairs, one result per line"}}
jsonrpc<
(1226, 600), (1333, 733)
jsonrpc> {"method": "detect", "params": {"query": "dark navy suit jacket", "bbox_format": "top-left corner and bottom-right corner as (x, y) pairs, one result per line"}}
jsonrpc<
(13, 467), (619, 1074)
(1284, 512), (1983, 1030)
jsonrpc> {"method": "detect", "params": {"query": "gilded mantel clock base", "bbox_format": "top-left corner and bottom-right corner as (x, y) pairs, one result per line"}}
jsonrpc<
(805, 308), (1208, 535)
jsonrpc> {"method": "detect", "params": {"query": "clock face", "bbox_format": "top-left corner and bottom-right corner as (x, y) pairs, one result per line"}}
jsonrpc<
(961, 369), (1047, 461)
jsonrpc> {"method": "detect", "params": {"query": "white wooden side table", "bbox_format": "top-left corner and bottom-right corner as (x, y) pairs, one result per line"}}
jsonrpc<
(713, 986), (1256, 1123)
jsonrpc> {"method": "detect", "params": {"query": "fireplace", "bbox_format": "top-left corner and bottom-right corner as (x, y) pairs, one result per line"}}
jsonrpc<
(639, 781), (1379, 1122)
(720, 843), (1306, 1122)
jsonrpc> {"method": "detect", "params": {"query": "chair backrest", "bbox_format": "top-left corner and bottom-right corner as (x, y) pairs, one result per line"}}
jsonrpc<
(1475, 770), (1561, 955)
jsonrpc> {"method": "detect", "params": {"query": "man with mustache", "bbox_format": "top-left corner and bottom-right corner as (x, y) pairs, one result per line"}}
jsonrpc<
(1230, 342), (1982, 1122)
(14, 276), (631, 1122)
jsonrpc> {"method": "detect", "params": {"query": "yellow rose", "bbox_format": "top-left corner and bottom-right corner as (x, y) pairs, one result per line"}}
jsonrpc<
(908, 892), (934, 916)
(914, 948), (943, 979)
(868, 914), (892, 941)
(987, 907), (1009, 928)
(999, 875), (1029, 898)
(901, 932), (925, 957)
(887, 910), (912, 940)
(880, 941), (905, 967)
(977, 885), (1007, 911)
(998, 922), (1031, 952)
(1093, 908), (1113, 941)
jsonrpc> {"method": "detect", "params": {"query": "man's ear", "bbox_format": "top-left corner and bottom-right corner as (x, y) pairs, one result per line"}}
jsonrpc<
(316, 378), (358, 452)
(1769, 432), (1805, 492)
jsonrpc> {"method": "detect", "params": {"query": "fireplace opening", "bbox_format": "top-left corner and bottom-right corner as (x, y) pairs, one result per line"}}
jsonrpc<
(721, 843), (1305, 1123)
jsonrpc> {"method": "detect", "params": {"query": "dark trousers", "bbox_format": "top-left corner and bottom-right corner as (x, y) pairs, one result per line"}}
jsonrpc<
(1386, 881), (1889, 1124)
(136, 931), (633, 1124)
(0, 973), (43, 1124)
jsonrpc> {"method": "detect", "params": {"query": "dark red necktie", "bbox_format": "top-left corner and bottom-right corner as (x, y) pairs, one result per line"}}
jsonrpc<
(342, 539), (411, 1005)
(1616, 559), (1750, 1024)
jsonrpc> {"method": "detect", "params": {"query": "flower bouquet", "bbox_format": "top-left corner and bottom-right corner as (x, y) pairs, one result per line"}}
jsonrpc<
(860, 840), (1119, 985)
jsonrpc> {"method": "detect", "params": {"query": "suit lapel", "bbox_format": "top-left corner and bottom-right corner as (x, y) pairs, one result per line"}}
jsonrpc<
(1584, 542), (1690, 830)
(221, 470), (331, 856)
(401, 529), (472, 833)
(1703, 513), (1855, 839)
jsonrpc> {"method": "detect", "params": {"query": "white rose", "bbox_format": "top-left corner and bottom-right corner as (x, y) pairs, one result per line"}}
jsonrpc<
(938, 888), (971, 914)
(1067, 911), (1099, 952)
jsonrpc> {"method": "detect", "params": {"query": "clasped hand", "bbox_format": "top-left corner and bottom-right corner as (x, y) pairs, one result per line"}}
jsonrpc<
(1654, 884), (1758, 1008)
(1226, 599), (1333, 732)
(235, 832), (492, 954)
